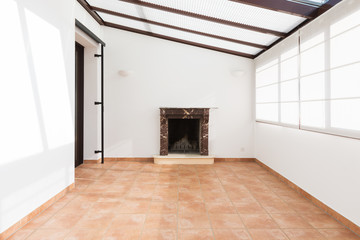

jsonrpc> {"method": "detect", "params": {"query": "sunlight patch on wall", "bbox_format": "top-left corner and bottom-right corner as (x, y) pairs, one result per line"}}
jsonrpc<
(25, 8), (73, 150)
(0, 0), (43, 164)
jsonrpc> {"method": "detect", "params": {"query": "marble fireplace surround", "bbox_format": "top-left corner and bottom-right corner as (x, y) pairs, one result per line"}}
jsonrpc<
(160, 108), (209, 156)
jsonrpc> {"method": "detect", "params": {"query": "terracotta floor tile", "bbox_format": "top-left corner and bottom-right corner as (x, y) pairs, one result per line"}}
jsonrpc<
(103, 228), (141, 240)
(88, 202), (122, 214)
(64, 228), (106, 240)
(41, 212), (83, 229)
(178, 229), (214, 240)
(206, 201), (236, 214)
(213, 229), (252, 240)
(261, 200), (296, 214)
(178, 183), (201, 191)
(209, 214), (244, 228)
(226, 190), (254, 202)
(84, 183), (110, 193)
(152, 191), (178, 201)
(26, 229), (71, 240)
(141, 229), (177, 240)
(97, 192), (125, 202)
(110, 214), (146, 229)
(248, 229), (288, 240)
(271, 213), (312, 229)
(21, 213), (53, 229)
(252, 192), (283, 203)
(241, 214), (279, 229)
(179, 213), (211, 229)
(7, 229), (34, 240)
(118, 200), (150, 213)
(233, 200), (267, 214)
(301, 214), (344, 229)
(179, 201), (207, 214)
(283, 229), (326, 240)
(318, 228), (360, 240)
(78, 168), (106, 179)
(57, 200), (93, 216)
(202, 190), (231, 202)
(75, 212), (114, 229)
(288, 202), (323, 214)
(148, 201), (177, 213)
(76, 193), (102, 202)
(144, 214), (177, 229)
(179, 190), (203, 202)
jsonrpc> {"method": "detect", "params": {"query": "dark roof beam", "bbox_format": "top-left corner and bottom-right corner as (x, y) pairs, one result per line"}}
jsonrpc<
(77, 0), (104, 25)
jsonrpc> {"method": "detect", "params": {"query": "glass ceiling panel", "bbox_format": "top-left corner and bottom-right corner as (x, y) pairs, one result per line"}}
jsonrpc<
(141, 7), (279, 46)
(100, 13), (262, 55)
(98, 12), (149, 31)
(149, 24), (263, 55)
(142, 0), (306, 33)
(87, 0), (141, 18)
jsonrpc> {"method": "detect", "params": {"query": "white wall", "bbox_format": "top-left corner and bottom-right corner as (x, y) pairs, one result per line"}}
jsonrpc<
(103, 27), (255, 158)
(255, 0), (360, 227)
(0, 0), (75, 233)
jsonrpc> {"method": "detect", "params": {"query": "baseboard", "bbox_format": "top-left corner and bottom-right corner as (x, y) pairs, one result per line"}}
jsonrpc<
(84, 158), (101, 164)
(255, 158), (360, 237)
(0, 183), (75, 240)
(105, 157), (153, 162)
(82, 157), (257, 164)
(214, 158), (255, 162)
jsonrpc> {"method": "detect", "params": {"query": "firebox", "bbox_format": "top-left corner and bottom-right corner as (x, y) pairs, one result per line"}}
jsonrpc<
(168, 119), (200, 153)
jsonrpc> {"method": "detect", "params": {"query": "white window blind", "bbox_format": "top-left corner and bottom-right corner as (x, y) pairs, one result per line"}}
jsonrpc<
(256, 34), (299, 126)
(256, 2), (360, 139)
(299, 8), (360, 138)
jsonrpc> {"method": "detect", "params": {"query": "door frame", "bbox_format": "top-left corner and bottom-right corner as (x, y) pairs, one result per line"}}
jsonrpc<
(75, 42), (84, 168)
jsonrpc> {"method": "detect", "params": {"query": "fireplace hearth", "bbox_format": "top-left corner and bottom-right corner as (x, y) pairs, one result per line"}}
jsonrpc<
(160, 108), (209, 156)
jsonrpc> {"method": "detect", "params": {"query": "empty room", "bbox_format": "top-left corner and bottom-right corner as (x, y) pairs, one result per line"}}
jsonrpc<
(1, 0), (360, 239)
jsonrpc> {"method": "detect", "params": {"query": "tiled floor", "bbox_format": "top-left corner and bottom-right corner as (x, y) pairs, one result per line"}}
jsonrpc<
(8, 162), (360, 240)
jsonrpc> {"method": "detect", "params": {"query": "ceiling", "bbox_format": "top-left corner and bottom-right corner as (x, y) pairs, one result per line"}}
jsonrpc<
(77, 0), (342, 59)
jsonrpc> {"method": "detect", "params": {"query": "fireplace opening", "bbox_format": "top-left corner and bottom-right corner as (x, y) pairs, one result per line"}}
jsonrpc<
(168, 119), (200, 153)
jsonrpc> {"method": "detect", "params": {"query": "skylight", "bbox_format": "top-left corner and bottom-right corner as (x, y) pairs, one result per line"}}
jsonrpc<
(287, 0), (330, 8)
(79, 0), (342, 58)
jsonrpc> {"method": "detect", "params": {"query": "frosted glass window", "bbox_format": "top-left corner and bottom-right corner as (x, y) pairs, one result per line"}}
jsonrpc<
(300, 33), (324, 52)
(281, 46), (298, 61)
(330, 9), (360, 37)
(300, 72), (325, 101)
(256, 64), (278, 87)
(281, 102), (299, 125)
(281, 80), (298, 102)
(301, 101), (326, 128)
(256, 103), (279, 122)
(330, 26), (360, 68)
(331, 99), (360, 131)
(256, 59), (278, 73)
(281, 56), (298, 81)
(331, 63), (360, 99)
(300, 43), (325, 76)
(256, 85), (278, 103)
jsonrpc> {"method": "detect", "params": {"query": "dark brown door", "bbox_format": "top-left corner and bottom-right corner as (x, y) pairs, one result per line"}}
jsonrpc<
(75, 42), (84, 168)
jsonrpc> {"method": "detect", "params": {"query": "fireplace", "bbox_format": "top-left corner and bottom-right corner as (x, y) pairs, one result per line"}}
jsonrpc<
(160, 108), (209, 155)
